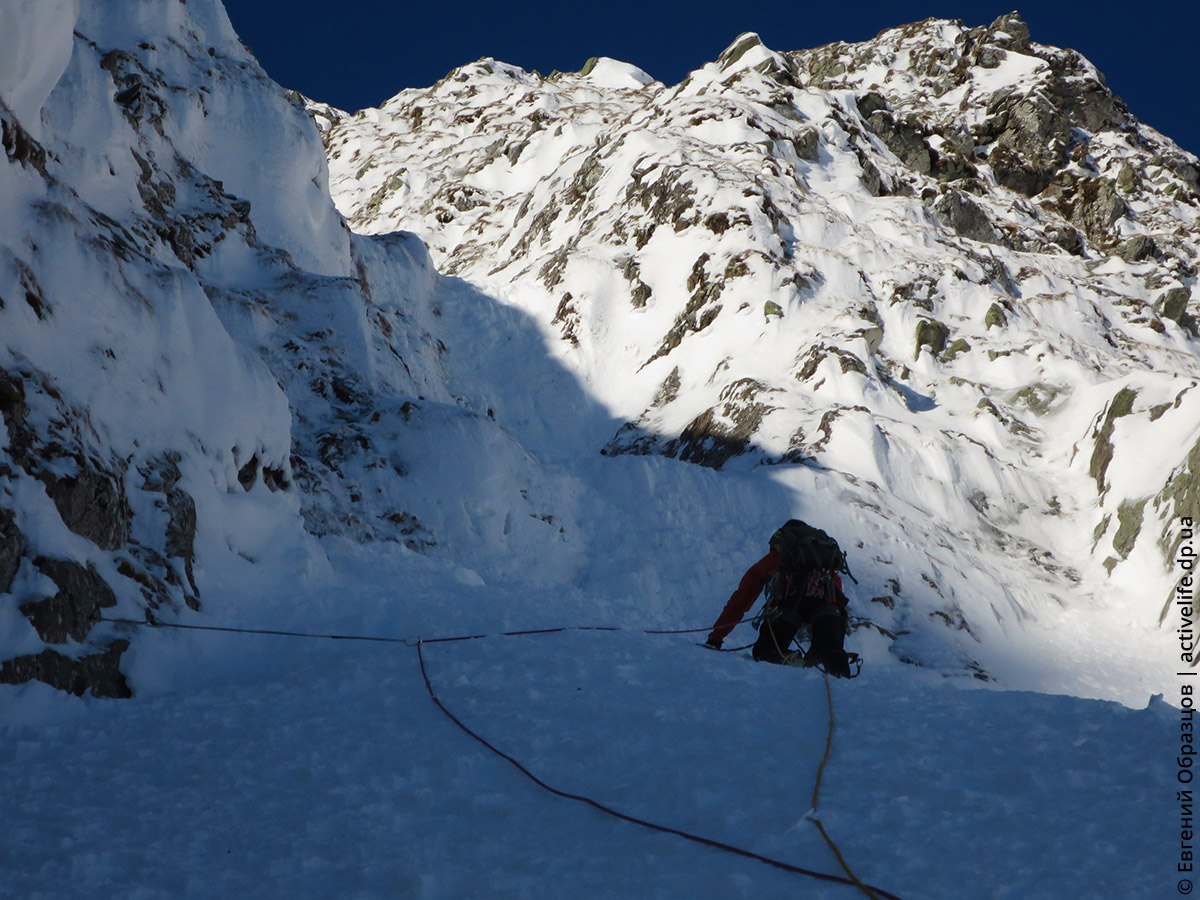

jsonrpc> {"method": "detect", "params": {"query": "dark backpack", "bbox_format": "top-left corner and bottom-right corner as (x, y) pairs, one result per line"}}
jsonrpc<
(769, 519), (848, 574)
(763, 519), (850, 619)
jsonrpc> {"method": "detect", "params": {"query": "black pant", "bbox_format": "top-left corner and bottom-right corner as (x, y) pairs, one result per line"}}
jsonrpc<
(752, 618), (799, 663)
(753, 603), (847, 668)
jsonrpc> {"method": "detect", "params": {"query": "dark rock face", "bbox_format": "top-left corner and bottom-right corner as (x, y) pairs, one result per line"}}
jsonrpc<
(20, 558), (118, 644)
(1, 114), (49, 176)
(1, 369), (133, 551)
(604, 379), (780, 469)
(1089, 387), (1138, 494)
(0, 507), (24, 593)
(0, 640), (132, 699)
(1046, 176), (1128, 246)
(983, 94), (1072, 197)
(0, 370), (32, 465)
(0, 368), (156, 697)
(671, 379), (776, 469)
(932, 189), (1002, 244)
(40, 465), (132, 551)
(915, 319), (951, 359)
(138, 453), (200, 604)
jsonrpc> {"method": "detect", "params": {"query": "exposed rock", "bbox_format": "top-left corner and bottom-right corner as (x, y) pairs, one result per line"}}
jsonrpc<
(793, 126), (820, 162)
(0, 640), (132, 699)
(617, 255), (653, 308)
(1089, 387), (1138, 493)
(986, 12), (1031, 52)
(648, 253), (723, 363)
(0, 507), (24, 593)
(652, 367), (681, 407)
(914, 318), (951, 359)
(140, 453), (199, 602)
(1158, 287), (1191, 323)
(671, 379), (775, 469)
(624, 165), (698, 232)
(932, 189), (1002, 244)
(101, 50), (168, 136)
(1014, 382), (1066, 416)
(1155, 433), (1200, 569)
(19, 558), (118, 644)
(552, 291), (581, 345)
(1044, 175), (1128, 246)
(1111, 498), (1146, 562)
(1, 115), (49, 177)
(983, 93), (1072, 196)
(1116, 163), (1141, 195)
(1120, 234), (1158, 263)
(797, 343), (867, 379)
(941, 338), (971, 362)
(565, 152), (604, 211)
(237, 454), (260, 491)
(865, 108), (933, 175)
(0, 370), (32, 465)
(40, 463), (132, 551)
(717, 33), (766, 71)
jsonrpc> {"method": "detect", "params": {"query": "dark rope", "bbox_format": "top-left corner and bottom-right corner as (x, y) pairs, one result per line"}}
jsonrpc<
(708, 640), (756, 653)
(100, 618), (749, 644)
(100, 617), (419, 644)
(810, 672), (881, 899)
(416, 639), (905, 899)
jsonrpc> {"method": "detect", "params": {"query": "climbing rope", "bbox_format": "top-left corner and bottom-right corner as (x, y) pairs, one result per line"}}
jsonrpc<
(100, 617), (749, 645)
(417, 638), (904, 899)
(810, 672), (882, 900)
(102, 614), (901, 898)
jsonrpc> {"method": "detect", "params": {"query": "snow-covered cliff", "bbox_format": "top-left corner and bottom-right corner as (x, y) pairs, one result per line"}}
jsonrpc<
(0, 0), (451, 696)
(1, 2), (1194, 703)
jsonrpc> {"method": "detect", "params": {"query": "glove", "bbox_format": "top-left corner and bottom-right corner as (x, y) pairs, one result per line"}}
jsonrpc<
(704, 635), (723, 650)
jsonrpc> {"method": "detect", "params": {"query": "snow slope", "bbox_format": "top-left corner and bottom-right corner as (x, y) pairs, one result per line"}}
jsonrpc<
(2, 623), (1178, 900)
(0, 4), (1189, 898)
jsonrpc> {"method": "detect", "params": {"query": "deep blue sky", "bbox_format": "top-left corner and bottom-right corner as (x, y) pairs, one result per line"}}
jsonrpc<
(223, 1), (1197, 156)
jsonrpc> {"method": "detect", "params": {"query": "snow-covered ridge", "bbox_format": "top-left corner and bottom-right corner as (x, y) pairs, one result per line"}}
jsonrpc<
(320, 15), (1200, 697)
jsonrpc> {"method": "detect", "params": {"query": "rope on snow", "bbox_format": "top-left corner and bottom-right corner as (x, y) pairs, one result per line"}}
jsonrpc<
(416, 638), (905, 900)
(101, 615), (901, 898)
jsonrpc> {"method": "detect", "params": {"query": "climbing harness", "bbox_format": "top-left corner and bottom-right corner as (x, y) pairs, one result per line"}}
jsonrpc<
(759, 614), (863, 678)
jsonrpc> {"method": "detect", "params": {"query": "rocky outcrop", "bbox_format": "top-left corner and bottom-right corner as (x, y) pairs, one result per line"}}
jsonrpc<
(0, 640), (131, 699)
(1089, 387), (1138, 494)
(20, 558), (117, 644)
(0, 507), (23, 594)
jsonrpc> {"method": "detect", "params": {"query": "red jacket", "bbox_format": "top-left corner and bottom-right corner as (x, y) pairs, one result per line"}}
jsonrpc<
(708, 550), (844, 643)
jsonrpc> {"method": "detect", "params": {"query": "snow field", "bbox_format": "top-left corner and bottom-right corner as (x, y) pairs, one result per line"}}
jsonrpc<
(1, 623), (1177, 900)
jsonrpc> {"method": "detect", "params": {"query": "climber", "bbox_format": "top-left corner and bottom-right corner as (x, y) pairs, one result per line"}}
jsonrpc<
(705, 519), (854, 677)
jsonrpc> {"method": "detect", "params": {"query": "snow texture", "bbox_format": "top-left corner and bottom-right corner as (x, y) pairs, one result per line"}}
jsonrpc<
(0, 3), (1193, 898)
